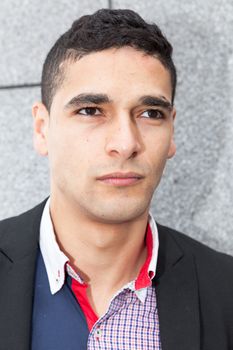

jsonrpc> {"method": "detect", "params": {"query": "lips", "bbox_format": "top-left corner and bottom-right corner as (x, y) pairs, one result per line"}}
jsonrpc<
(97, 172), (144, 186)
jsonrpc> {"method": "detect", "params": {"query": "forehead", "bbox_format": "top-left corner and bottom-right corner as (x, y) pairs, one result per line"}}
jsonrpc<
(53, 47), (172, 107)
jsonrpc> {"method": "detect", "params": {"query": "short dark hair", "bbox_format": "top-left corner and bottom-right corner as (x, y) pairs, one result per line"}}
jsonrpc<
(41, 9), (177, 111)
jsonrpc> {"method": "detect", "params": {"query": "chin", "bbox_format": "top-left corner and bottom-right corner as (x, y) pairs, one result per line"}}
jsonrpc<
(89, 202), (149, 224)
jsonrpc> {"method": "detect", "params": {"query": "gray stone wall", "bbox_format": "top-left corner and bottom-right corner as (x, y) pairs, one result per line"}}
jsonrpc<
(1, 0), (233, 254)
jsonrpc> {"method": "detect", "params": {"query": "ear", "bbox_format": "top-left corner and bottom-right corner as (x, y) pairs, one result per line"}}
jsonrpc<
(32, 102), (49, 156)
(167, 107), (176, 159)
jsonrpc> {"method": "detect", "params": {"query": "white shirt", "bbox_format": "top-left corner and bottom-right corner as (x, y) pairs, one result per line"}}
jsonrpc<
(39, 198), (159, 303)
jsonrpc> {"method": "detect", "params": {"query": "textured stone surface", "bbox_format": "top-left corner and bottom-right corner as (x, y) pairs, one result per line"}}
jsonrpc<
(0, 88), (50, 217)
(0, 0), (108, 85)
(1, 0), (233, 255)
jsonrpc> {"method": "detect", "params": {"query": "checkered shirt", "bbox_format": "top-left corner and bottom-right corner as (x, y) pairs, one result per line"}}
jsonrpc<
(86, 287), (161, 349)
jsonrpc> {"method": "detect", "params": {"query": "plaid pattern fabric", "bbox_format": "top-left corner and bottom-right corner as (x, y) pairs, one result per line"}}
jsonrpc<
(87, 287), (161, 349)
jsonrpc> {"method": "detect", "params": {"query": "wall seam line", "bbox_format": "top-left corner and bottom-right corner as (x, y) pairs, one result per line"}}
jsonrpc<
(0, 83), (41, 90)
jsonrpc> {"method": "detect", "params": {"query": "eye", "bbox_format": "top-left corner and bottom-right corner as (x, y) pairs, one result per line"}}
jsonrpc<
(141, 109), (164, 119)
(76, 107), (102, 116)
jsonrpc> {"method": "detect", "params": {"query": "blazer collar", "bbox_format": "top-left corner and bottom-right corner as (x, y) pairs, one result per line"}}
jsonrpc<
(154, 224), (200, 350)
(0, 200), (47, 350)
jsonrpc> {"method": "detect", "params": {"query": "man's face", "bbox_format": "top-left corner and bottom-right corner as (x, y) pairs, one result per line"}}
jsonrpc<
(33, 47), (176, 224)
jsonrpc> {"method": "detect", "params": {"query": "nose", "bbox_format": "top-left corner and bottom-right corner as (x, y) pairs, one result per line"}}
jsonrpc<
(105, 115), (142, 160)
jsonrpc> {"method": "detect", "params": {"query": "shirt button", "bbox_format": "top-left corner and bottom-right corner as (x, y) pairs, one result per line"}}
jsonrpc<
(95, 328), (102, 340)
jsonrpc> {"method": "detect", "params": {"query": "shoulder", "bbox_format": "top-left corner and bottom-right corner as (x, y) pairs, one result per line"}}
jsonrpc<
(157, 223), (233, 288)
(0, 200), (46, 233)
(157, 223), (233, 269)
(0, 200), (47, 258)
(158, 223), (233, 260)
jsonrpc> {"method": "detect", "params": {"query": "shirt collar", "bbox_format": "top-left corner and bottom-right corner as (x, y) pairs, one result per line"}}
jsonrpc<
(39, 198), (68, 294)
(39, 198), (159, 299)
(148, 213), (159, 278)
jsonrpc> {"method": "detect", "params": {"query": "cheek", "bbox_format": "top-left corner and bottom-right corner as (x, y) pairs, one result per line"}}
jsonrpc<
(144, 128), (173, 158)
(48, 124), (102, 176)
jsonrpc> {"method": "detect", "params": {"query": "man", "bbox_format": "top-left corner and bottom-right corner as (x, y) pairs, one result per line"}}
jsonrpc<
(0, 8), (232, 350)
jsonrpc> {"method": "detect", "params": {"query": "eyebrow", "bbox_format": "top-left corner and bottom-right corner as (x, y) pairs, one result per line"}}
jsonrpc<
(64, 93), (173, 111)
(64, 93), (112, 110)
(139, 95), (173, 111)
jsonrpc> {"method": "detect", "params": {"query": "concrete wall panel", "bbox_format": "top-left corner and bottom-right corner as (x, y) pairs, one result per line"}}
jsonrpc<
(0, 88), (49, 217)
(0, 0), (108, 85)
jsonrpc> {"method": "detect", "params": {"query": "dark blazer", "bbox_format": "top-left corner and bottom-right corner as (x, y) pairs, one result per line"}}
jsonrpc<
(0, 200), (233, 350)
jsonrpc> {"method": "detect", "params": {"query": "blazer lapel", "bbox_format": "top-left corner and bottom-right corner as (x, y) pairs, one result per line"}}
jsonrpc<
(0, 201), (46, 350)
(154, 224), (200, 350)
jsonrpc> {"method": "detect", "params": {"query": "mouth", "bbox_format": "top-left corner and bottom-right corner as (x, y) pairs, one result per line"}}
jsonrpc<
(96, 172), (144, 186)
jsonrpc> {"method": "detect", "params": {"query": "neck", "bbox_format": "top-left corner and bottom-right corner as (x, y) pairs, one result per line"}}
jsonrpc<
(49, 194), (149, 288)
(49, 193), (150, 316)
